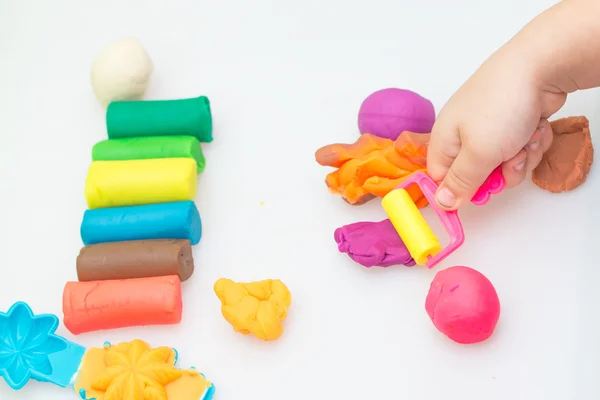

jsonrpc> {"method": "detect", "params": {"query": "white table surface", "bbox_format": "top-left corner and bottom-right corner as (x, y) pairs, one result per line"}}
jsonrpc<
(1, 0), (598, 399)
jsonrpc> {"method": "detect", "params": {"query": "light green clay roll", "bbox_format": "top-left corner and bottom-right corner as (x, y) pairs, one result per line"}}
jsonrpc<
(92, 136), (206, 173)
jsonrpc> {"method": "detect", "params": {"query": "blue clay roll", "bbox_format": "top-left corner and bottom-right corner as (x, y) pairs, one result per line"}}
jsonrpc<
(80, 201), (202, 245)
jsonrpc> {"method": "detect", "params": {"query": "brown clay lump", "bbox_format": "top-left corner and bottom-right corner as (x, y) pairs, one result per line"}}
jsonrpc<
(532, 116), (593, 193)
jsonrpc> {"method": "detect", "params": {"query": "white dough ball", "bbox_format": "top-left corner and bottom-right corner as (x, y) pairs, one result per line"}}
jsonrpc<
(90, 37), (153, 107)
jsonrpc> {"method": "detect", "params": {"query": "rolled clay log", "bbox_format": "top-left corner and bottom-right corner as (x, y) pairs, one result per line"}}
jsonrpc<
(80, 200), (202, 245)
(85, 158), (197, 209)
(92, 136), (206, 173)
(532, 116), (593, 193)
(76, 239), (194, 282)
(106, 96), (213, 143)
(63, 275), (183, 335)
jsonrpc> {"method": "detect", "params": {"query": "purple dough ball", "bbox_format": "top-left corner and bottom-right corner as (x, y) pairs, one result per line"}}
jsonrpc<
(357, 88), (435, 140)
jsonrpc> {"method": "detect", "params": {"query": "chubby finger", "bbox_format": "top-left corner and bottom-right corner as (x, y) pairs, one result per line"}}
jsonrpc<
(525, 131), (547, 172)
(525, 119), (552, 171)
(526, 128), (543, 150)
(502, 149), (528, 189)
(539, 119), (553, 153)
(526, 148), (544, 172)
(436, 144), (499, 210)
(525, 119), (552, 154)
(427, 120), (461, 183)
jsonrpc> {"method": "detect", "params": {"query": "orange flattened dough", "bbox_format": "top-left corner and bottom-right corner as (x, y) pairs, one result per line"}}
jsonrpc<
(315, 134), (393, 168)
(315, 132), (430, 206)
(214, 278), (292, 341)
(394, 131), (429, 166)
(363, 173), (428, 207)
(74, 339), (213, 400)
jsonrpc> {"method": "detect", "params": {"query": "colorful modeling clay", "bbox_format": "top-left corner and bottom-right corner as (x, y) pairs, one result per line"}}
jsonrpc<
(80, 201), (202, 246)
(315, 132), (429, 205)
(106, 96), (213, 143)
(90, 37), (153, 107)
(358, 88), (435, 140)
(76, 239), (194, 282)
(532, 116), (594, 193)
(63, 275), (182, 335)
(0, 302), (86, 390)
(85, 158), (198, 209)
(425, 266), (500, 344)
(74, 339), (215, 400)
(0, 302), (215, 397)
(334, 219), (415, 267)
(214, 278), (292, 341)
(92, 136), (206, 173)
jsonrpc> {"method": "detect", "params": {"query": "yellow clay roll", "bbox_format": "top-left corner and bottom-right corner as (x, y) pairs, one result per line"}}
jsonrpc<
(85, 158), (197, 209)
(382, 188), (442, 265)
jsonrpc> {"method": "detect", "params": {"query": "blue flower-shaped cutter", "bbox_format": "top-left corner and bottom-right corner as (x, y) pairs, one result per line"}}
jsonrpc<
(0, 301), (86, 390)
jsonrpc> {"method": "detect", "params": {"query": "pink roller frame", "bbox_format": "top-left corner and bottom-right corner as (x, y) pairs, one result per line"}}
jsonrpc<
(471, 166), (505, 205)
(397, 172), (465, 268)
(396, 167), (505, 268)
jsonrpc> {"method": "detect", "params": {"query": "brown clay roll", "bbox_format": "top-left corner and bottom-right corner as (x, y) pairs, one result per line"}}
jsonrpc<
(76, 239), (194, 282)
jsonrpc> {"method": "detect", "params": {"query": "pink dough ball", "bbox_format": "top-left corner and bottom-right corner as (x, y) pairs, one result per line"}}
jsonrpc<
(425, 266), (500, 344)
(357, 88), (435, 140)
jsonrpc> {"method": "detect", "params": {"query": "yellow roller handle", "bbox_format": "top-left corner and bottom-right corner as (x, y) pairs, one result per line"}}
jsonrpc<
(382, 188), (442, 265)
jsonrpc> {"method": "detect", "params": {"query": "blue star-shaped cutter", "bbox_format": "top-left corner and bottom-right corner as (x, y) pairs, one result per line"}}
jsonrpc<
(0, 301), (86, 390)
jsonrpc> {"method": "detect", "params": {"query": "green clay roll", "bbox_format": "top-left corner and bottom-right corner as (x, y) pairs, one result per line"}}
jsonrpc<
(106, 96), (213, 142)
(92, 136), (206, 172)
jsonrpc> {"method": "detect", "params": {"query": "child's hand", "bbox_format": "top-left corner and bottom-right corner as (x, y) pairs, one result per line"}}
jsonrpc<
(427, 45), (565, 210)
(427, 0), (600, 210)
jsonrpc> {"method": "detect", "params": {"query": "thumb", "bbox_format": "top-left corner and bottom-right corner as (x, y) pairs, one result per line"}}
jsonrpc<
(435, 146), (499, 210)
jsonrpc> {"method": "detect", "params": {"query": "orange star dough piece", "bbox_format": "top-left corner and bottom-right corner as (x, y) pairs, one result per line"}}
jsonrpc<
(315, 132), (430, 206)
(74, 339), (213, 400)
(214, 278), (292, 341)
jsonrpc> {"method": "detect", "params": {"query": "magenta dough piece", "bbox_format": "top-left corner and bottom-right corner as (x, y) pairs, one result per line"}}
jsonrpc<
(357, 88), (435, 140)
(425, 266), (501, 344)
(334, 219), (415, 267)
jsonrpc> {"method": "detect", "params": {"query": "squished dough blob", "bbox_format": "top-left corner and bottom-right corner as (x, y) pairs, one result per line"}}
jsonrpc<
(532, 116), (593, 193)
(425, 266), (500, 344)
(214, 278), (292, 341)
(334, 219), (416, 267)
(314, 132), (429, 205)
(91, 37), (153, 107)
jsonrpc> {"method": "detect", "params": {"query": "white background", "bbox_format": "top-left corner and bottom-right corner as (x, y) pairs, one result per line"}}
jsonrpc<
(1, 0), (598, 399)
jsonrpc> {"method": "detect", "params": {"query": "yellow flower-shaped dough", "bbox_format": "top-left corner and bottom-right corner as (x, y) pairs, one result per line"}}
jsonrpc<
(214, 278), (292, 341)
(74, 339), (213, 400)
(91, 340), (182, 400)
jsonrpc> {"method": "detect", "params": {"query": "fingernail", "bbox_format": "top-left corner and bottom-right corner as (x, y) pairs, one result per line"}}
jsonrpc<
(538, 122), (547, 132)
(514, 159), (526, 171)
(436, 187), (456, 208)
(527, 141), (540, 151)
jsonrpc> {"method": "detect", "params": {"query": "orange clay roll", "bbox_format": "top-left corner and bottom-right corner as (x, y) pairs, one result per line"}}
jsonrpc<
(62, 275), (182, 335)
